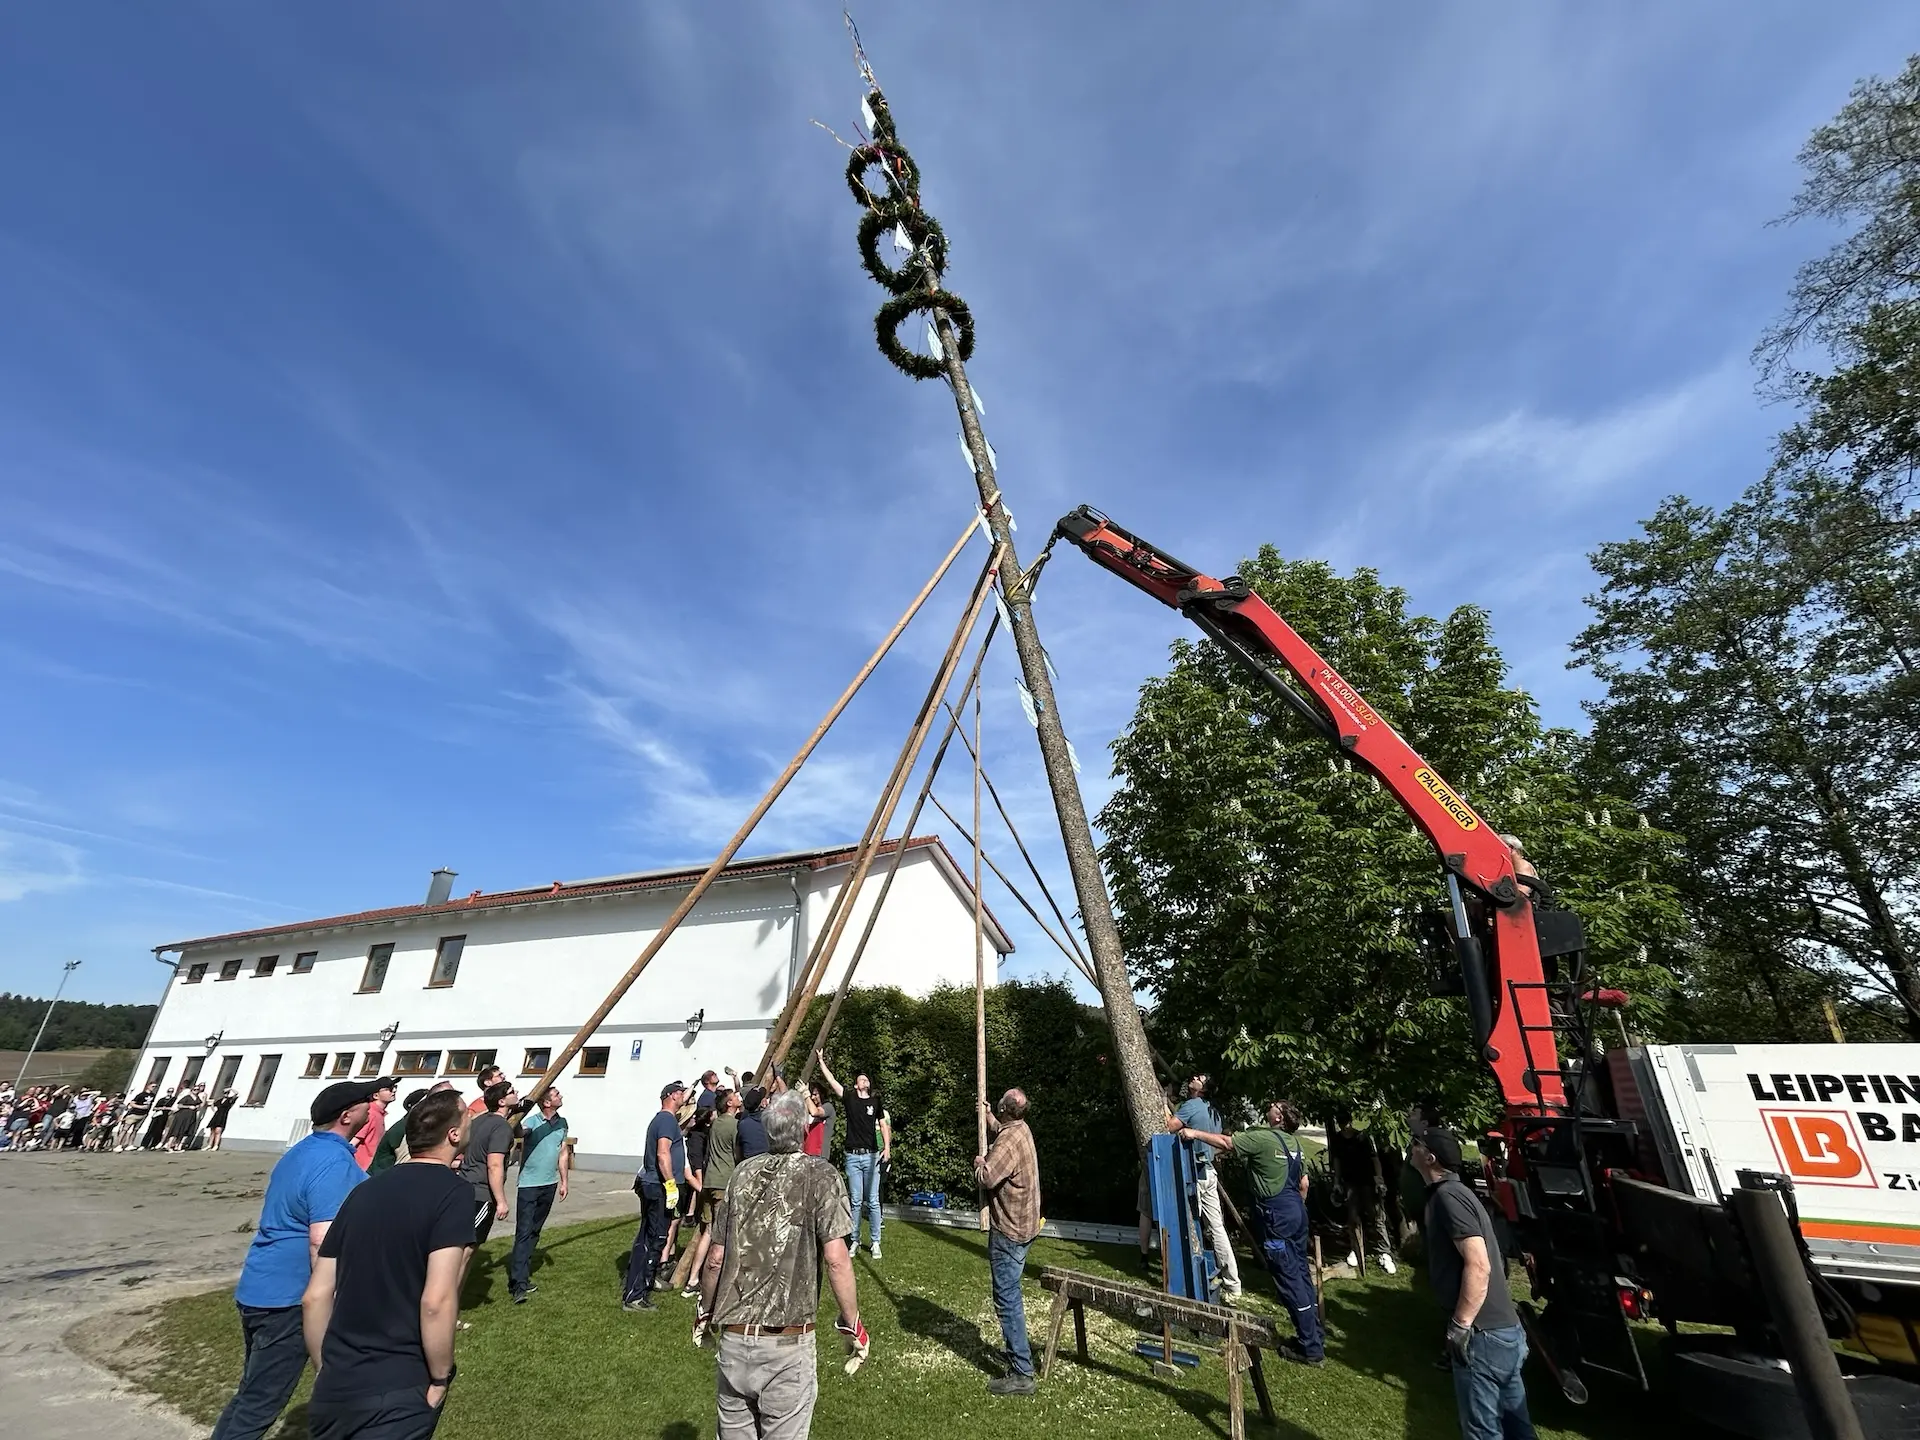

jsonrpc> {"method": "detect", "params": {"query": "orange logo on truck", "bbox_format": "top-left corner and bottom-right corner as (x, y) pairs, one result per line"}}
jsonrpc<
(1763, 1109), (1876, 1188)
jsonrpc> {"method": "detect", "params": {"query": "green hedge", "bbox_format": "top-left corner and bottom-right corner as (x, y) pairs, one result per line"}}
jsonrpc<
(790, 980), (1140, 1224)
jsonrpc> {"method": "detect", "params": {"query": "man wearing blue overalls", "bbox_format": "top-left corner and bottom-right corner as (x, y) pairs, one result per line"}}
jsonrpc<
(1172, 1099), (1324, 1366)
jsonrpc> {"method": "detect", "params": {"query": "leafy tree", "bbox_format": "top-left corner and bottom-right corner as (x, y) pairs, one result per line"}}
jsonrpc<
(1758, 54), (1920, 379)
(75, 1049), (137, 1094)
(1098, 549), (1682, 1136)
(1575, 483), (1920, 1034)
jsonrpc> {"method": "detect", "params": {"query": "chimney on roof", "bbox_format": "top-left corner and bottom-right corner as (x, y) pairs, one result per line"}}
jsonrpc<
(425, 868), (457, 906)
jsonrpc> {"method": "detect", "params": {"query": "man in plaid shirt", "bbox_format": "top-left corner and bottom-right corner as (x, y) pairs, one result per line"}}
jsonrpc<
(974, 1087), (1042, 1397)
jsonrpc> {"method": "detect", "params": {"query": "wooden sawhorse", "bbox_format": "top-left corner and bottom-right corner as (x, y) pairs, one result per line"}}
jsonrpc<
(1037, 1266), (1278, 1439)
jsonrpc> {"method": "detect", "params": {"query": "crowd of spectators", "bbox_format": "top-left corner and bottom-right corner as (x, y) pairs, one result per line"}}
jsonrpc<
(0, 1080), (238, 1153)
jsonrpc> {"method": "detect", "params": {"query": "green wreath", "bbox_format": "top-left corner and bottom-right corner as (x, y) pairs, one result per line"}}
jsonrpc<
(865, 90), (898, 143)
(845, 141), (920, 208)
(875, 290), (974, 381)
(857, 206), (947, 295)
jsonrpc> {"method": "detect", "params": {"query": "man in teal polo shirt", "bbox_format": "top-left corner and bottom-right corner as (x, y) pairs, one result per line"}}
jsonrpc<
(210, 1077), (386, 1440)
(509, 1086), (571, 1303)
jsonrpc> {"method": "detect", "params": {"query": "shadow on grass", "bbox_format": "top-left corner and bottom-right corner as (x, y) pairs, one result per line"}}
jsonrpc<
(862, 1259), (1000, 1372)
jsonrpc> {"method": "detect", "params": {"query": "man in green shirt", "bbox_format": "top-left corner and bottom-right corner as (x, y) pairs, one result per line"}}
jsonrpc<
(1172, 1099), (1324, 1365)
(682, 1088), (740, 1296)
(508, 1087), (570, 1303)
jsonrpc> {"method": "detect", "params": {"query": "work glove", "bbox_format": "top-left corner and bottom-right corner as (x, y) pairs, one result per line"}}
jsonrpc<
(1446, 1320), (1474, 1366)
(692, 1308), (713, 1349)
(664, 1179), (680, 1210)
(836, 1315), (871, 1375)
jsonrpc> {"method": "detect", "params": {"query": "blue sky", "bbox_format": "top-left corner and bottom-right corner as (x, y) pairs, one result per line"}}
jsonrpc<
(0, 5), (1909, 1009)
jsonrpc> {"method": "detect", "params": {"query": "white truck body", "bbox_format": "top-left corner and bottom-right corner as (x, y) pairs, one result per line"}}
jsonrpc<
(1629, 1043), (1920, 1286)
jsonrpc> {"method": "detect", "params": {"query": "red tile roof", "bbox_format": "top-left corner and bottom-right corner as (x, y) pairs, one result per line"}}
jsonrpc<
(155, 835), (1014, 954)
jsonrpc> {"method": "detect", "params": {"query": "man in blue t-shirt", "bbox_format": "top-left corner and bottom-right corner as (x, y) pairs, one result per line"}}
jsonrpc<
(210, 1077), (388, 1440)
(508, 1086), (571, 1303)
(622, 1080), (690, 1311)
(1174, 1074), (1243, 1301)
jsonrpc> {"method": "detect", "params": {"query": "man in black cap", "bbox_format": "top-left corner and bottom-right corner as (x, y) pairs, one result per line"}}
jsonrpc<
(623, 1080), (689, 1311)
(1409, 1128), (1536, 1440)
(210, 1076), (391, 1440)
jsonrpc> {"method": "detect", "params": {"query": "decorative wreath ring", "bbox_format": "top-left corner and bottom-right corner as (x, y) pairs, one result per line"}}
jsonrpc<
(845, 141), (920, 209)
(857, 206), (947, 295)
(875, 290), (974, 381)
(865, 90), (898, 143)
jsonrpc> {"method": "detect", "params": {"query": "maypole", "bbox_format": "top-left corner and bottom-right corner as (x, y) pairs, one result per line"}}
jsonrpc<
(835, 17), (1165, 1154)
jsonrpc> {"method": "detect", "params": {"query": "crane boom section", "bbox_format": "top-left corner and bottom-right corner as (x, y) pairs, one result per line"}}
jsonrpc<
(1056, 506), (1565, 1115)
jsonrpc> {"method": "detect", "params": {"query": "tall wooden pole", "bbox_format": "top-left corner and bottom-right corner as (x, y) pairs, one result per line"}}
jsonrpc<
(523, 514), (980, 1102)
(973, 682), (988, 1162)
(932, 307), (1167, 1155)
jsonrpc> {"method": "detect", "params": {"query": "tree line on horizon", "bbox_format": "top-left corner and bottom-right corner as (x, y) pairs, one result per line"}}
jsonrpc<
(0, 992), (157, 1054)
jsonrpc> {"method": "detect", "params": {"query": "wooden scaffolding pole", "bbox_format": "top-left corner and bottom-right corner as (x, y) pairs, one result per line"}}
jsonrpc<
(800, 616), (1000, 1082)
(760, 547), (1004, 1077)
(522, 514), (980, 1102)
(973, 682), (988, 1162)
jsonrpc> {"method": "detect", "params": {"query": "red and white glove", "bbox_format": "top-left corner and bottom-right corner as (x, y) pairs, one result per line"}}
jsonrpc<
(836, 1315), (871, 1374)
(692, 1308), (713, 1349)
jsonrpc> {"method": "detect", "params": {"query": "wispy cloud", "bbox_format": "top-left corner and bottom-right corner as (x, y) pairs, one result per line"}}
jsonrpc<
(0, 831), (84, 904)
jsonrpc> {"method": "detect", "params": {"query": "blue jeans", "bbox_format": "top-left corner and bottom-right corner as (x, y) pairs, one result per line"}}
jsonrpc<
(210, 1303), (308, 1440)
(508, 1183), (557, 1295)
(1452, 1324), (1536, 1440)
(988, 1229), (1034, 1377)
(844, 1153), (882, 1247)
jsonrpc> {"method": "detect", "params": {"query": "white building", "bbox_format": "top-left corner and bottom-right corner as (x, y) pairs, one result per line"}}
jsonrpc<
(136, 838), (1010, 1170)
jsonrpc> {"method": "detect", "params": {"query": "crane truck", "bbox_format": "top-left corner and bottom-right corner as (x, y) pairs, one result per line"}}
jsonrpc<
(1055, 505), (1920, 1440)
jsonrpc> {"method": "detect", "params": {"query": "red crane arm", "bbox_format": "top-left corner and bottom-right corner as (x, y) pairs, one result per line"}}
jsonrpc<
(1055, 506), (1564, 1116)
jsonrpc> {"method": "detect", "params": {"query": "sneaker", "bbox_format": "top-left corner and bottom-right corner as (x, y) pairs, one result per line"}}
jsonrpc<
(522, 1283), (538, 1296)
(455, 1320), (473, 1331)
(680, 1285), (699, 1299)
(1220, 1285), (1242, 1305)
(511, 1289), (528, 1304)
(870, 1244), (882, 1260)
(623, 1297), (657, 1313)
(1280, 1341), (1324, 1368)
(987, 1373), (1037, 1396)
(1346, 1249), (1360, 1269)
(1379, 1253), (1397, 1276)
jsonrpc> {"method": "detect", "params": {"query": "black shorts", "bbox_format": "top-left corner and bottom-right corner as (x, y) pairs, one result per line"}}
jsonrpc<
(471, 1193), (497, 1247)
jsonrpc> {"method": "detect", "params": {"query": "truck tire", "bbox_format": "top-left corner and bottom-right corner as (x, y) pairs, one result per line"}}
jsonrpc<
(1672, 1349), (1920, 1440)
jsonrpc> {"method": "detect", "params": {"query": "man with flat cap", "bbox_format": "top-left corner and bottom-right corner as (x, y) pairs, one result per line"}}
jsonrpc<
(210, 1075), (392, 1440)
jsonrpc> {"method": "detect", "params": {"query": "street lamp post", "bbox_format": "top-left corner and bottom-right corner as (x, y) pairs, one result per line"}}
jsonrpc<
(14, 960), (81, 1092)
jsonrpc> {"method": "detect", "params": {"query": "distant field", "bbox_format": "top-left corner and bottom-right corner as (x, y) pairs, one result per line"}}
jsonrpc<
(0, 1049), (112, 1086)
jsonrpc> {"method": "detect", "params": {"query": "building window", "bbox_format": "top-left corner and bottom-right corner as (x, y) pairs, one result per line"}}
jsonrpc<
(427, 935), (465, 988)
(578, 1046), (610, 1077)
(359, 943), (394, 993)
(214, 1055), (243, 1096)
(218, 960), (243, 982)
(521, 1047), (552, 1076)
(184, 963), (207, 984)
(292, 951), (317, 974)
(245, 1055), (281, 1107)
(144, 1057), (170, 1090)
(329, 1052), (354, 1078)
(394, 1050), (441, 1076)
(181, 1056), (206, 1087)
(360, 1052), (386, 1077)
(443, 1049), (496, 1077)
(303, 1053), (326, 1078)
(254, 955), (278, 978)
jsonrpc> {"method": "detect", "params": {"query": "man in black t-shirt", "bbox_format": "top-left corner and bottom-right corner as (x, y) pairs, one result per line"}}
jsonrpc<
(817, 1052), (891, 1259)
(302, 1090), (472, 1440)
(1409, 1129), (1535, 1440)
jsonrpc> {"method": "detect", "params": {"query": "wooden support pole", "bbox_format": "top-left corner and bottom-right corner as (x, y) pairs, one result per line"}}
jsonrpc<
(761, 548), (1004, 1076)
(799, 619), (1000, 1082)
(522, 514), (980, 1102)
(926, 793), (1096, 988)
(973, 682), (989, 1176)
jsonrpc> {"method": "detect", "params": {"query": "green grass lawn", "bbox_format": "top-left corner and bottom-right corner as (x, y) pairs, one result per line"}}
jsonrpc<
(104, 1215), (1704, 1440)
